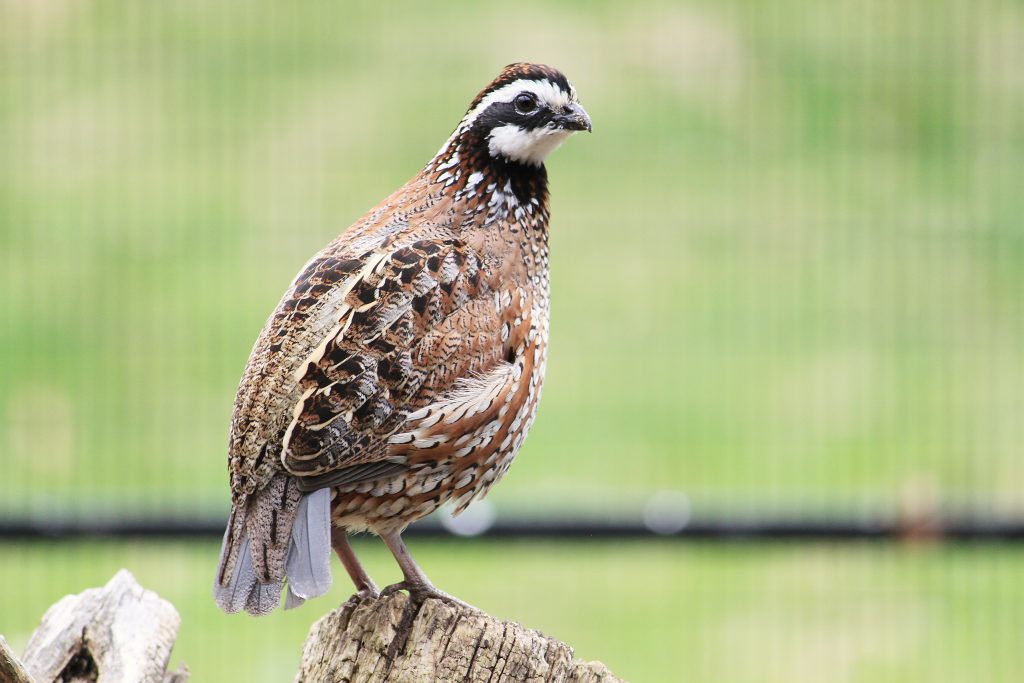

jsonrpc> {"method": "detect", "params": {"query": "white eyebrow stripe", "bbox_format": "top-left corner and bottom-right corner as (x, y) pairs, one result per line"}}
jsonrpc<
(461, 79), (573, 130)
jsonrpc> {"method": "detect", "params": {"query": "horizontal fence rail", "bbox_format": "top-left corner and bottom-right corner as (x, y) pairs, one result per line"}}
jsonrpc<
(2, 512), (1023, 543)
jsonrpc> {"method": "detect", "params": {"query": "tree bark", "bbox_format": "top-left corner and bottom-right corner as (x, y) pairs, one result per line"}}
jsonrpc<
(1, 636), (35, 683)
(18, 569), (187, 683)
(295, 593), (623, 683)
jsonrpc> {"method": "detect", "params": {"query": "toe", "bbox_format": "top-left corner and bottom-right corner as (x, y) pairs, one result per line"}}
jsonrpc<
(408, 585), (476, 612)
(379, 581), (408, 598)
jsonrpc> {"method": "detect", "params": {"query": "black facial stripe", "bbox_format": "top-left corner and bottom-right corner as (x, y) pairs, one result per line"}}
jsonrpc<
(471, 100), (561, 133)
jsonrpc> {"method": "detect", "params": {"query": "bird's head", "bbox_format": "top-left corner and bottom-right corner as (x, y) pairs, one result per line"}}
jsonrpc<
(454, 63), (591, 168)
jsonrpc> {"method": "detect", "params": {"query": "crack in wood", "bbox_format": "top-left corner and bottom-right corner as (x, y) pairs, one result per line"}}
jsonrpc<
(381, 597), (424, 679)
(464, 627), (488, 678)
(485, 620), (511, 683)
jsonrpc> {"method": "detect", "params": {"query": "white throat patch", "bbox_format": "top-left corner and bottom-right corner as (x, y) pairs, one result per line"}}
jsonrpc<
(488, 125), (574, 166)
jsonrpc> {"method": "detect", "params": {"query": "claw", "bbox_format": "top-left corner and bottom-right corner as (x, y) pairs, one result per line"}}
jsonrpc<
(355, 584), (380, 600)
(380, 580), (477, 612)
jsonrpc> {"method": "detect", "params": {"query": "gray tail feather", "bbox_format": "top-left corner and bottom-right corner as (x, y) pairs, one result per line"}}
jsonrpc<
(213, 486), (333, 615)
(213, 531), (267, 614)
(283, 487), (333, 609)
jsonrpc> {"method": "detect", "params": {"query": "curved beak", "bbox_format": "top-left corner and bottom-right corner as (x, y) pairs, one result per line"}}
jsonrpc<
(555, 102), (592, 132)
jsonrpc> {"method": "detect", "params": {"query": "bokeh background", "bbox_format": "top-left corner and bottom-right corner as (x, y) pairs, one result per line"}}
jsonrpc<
(2, 1), (1023, 680)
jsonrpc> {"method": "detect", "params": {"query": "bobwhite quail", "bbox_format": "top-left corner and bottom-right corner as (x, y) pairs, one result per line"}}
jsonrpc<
(214, 63), (590, 615)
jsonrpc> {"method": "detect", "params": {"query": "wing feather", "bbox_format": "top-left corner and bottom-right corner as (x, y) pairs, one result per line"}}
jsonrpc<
(280, 238), (490, 481)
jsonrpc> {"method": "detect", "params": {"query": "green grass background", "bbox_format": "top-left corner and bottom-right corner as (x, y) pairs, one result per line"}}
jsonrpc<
(1, 0), (1022, 680)
(2, 540), (1022, 683)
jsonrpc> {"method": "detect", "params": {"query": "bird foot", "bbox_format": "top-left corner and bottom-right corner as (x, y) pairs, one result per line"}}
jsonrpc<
(354, 583), (380, 601)
(380, 580), (477, 612)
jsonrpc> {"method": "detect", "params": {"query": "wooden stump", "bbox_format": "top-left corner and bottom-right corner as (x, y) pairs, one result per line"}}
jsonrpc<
(295, 593), (623, 683)
(5, 571), (621, 683)
(17, 569), (187, 683)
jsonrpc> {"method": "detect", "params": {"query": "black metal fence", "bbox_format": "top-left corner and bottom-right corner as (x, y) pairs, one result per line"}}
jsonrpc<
(5, 512), (1022, 542)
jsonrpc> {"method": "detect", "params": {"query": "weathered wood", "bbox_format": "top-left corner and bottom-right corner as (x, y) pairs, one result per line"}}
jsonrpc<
(20, 569), (187, 683)
(1, 636), (35, 683)
(295, 593), (623, 683)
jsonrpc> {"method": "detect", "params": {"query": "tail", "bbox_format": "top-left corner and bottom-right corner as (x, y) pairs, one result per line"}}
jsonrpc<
(213, 474), (333, 615)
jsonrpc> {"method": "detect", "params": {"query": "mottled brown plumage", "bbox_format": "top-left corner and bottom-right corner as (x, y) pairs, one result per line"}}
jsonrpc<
(214, 63), (590, 614)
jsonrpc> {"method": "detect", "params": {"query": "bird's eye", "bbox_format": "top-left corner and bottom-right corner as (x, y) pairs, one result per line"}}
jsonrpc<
(513, 93), (538, 114)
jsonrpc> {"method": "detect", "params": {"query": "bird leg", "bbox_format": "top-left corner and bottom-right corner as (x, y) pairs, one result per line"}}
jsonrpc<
(331, 528), (379, 599)
(378, 530), (476, 611)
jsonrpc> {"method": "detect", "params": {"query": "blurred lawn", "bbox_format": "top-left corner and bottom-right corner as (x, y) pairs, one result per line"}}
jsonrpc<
(2, 0), (1021, 512)
(1, 1), (1023, 681)
(2, 541), (1022, 682)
